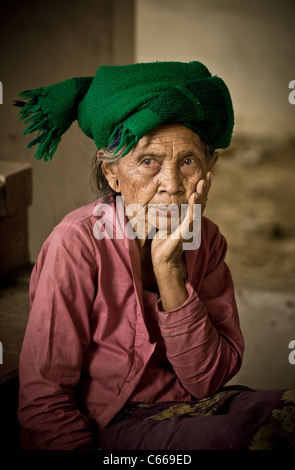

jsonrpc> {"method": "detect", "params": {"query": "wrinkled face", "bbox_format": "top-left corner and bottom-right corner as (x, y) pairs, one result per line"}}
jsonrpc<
(102, 123), (217, 232)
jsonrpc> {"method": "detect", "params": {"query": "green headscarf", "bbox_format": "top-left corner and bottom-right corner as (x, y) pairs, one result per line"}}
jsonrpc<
(17, 61), (234, 162)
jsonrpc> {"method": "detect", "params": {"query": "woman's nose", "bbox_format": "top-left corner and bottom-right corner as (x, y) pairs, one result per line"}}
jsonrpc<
(158, 167), (184, 195)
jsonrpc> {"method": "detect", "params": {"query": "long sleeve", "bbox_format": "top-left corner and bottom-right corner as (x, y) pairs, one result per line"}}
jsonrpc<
(18, 219), (98, 450)
(155, 225), (244, 400)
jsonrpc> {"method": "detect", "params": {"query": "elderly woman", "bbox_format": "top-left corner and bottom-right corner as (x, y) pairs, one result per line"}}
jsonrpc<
(16, 61), (294, 450)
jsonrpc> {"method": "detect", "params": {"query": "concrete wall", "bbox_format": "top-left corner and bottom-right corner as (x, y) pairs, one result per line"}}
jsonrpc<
(136, 0), (295, 142)
(0, 0), (135, 261)
(0, 161), (32, 277)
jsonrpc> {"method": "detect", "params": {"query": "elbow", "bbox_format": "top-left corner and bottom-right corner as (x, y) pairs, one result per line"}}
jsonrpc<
(189, 380), (222, 400)
(186, 349), (244, 400)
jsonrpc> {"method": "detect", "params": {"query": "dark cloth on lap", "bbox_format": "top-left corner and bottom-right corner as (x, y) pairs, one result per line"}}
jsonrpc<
(99, 386), (295, 450)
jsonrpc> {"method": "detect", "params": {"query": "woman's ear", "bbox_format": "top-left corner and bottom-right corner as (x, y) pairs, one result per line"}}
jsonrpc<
(101, 161), (120, 192)
(207, 151), (219, 171)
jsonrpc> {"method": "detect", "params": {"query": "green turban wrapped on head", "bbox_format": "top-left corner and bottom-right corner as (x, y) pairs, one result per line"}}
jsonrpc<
(16, 61), (234, 162)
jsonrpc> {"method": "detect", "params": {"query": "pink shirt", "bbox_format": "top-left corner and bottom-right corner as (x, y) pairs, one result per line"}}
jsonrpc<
(18, 199), (244, 449)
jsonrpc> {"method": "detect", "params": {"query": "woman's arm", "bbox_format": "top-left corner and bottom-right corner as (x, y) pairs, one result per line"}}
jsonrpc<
(154, 227), (244, 400)
(18, 220), (98, 450)
(150, 171), (243, 399)
(153, 265), (188, 311)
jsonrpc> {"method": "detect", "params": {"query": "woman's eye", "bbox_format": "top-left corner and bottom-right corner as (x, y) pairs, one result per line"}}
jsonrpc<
(183, 156), (200, 165)
(181, 157), (201, 175)
(139, 158), (161, 174)
(182, 157), (201, 168)
(142, 158), (153, 165)
(140, 158), (160, 170)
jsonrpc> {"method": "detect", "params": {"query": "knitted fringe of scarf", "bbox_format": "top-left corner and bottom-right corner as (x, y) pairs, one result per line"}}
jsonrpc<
(17, 88), (61, 162)
(109, 124), (140, 158)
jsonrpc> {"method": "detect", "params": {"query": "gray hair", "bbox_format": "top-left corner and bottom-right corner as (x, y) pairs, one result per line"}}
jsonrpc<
(90, 145), (125, 201)
(91, 139), (215, 201)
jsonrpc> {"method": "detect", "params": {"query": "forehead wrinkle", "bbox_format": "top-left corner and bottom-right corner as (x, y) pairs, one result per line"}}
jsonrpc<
(133, 138), (203, 157)
(134, 146), (204, 166)
(131, 139), (167, 159)
(130, 124), (205, 162)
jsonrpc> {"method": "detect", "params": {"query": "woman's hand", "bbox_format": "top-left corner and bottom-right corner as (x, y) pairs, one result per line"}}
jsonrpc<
(151, 171), (212, 271)
(151, 171), (212, 311)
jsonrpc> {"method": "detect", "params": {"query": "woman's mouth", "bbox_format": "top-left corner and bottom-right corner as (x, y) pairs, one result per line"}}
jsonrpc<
(150, 204), (180, 217)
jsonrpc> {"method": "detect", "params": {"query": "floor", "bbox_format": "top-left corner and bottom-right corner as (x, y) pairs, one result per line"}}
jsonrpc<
(0, 263), (294, 390)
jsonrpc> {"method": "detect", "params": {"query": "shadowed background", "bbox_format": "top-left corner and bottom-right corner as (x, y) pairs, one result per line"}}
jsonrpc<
(0, 0), (294, 389)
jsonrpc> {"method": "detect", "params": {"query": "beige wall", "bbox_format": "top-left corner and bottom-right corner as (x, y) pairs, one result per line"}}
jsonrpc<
(136, 0), (295, 142)
(0, 0), (134, 261)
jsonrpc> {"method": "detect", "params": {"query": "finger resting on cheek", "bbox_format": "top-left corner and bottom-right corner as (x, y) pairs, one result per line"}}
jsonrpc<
(188, 191), (197, 205)
(196, 179), (204, 193)
(201, 180), (207, 193)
